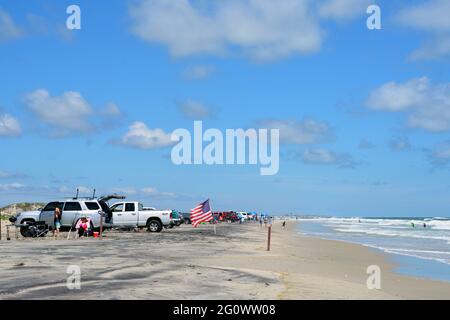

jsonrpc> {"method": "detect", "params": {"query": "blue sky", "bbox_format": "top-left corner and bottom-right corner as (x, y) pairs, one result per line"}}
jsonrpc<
(1, 0), (449, 216)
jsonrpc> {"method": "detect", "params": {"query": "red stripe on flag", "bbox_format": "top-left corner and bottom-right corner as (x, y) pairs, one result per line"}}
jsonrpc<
(192, 212), (212, 222)
(191, 210), (211, 218)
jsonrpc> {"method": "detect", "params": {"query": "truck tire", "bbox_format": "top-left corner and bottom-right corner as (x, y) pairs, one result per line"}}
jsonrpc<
(147, 219), (162, 233)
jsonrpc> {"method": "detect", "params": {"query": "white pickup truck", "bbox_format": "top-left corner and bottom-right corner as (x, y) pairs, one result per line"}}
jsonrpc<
(107, 201), (172, 232)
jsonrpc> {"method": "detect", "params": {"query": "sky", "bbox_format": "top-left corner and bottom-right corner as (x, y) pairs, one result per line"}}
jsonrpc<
(0, 0), (449, 217)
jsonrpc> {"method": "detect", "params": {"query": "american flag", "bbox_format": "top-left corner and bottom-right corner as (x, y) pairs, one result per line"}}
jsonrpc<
(190, 199), (213, 227)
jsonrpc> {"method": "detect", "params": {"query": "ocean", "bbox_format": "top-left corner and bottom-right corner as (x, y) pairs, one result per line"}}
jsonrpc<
(296, 217), (450, 283)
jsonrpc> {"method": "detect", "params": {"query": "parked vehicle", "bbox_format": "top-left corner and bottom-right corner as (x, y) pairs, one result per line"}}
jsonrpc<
(237, 212), (249, 220)
(107, 201), (172, 232)
(170, 210), (182, 227)
(181, 213), (191, 224)
(10, 194), (125, 237)
(210, 211), (239, 222)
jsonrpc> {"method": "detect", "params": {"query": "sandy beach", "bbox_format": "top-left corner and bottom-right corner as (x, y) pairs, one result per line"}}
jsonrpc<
(0, 219), (449, 300)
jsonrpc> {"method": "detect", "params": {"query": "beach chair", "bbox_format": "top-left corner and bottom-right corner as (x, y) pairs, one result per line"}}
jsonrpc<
(23, 221), (49, 238)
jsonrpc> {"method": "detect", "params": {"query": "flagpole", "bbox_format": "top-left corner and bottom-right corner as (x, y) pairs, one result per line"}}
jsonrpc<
(210, 199), (216, 235)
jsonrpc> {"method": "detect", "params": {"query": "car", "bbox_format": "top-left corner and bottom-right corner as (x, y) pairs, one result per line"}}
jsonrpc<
(180, 213), (191, 224)
(219, 211), (239, 222)
(237, 212), (249, 220)
(10, 194), (125, 237)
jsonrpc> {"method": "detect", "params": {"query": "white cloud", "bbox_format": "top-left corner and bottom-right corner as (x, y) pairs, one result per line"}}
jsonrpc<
(318, 0), (371, 20)
(182, 65), (216, 80)
(111, 187), (138, 195)
(0, 182), (25, 192)
(366, 77), (450, 132)
(0, 170), (26, 179)
(259, 119), (331, 144)
(301, 148), (357, 168)
(141, 187), (176, 199)
(24, 89), (122, 137)
(24, 89), (93, 135)
(129, 0), (323, 61)
(109, 186), (178, 199)
(366, 77), (429, 112)
(118, 122), (173, 149)
(177, 99), (214, 119)
(409, 36), (450, 61)
(397, 0), (450, 33)
(129, 0), (373, 62)
(397, 0), (450, 60)
(0, 113), (21, 137)
(0, 8), (22, 43)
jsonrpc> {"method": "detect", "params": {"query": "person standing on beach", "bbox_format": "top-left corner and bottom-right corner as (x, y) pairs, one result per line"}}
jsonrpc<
(53, 207), (61, 238)
(282, 221), (286, 229)
(260, 218), (263, 228)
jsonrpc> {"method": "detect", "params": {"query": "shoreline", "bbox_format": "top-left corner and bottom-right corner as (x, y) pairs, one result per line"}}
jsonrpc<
(272, 221), (450, 299)
(295, 219), (450, 284)
(1, 220), (450, 299)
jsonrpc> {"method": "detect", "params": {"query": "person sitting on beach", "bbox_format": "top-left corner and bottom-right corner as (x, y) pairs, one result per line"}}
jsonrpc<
(53, 207), (61, 239)
(76, 217), (92, 238)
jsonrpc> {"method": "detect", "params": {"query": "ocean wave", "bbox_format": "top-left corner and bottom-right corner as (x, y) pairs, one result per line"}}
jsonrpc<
(299, 218), (450, 268)
(332, 227), (450, 242)
(314, 217), (450, 231)
(363, 245), (450, 266)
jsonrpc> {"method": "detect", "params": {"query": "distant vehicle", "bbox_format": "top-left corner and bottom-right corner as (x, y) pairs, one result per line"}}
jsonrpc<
(221, 211), (239, 222)
(181, 213), (191, 224)
(170, 210), (182, 227)
(10, 194), (125, 237)
(107, 201), (172, 232)
(237, 212), (250, 220)
(247, 212), (257, 220)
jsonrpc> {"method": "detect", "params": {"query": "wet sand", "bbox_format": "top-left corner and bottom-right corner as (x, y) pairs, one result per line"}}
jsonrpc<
(0, 220), (449, 299)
